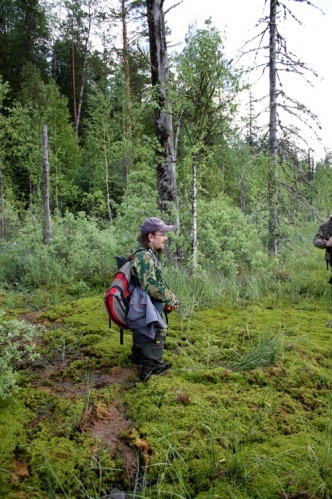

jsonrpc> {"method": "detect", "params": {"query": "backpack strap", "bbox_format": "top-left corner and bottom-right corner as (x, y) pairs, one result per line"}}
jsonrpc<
(115, 256), (127, 269)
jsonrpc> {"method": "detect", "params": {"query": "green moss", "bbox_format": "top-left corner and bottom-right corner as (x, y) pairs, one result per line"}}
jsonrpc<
(0, 397), (32, 493)
(1, 267), (331, 497)
(26, 433), (121, 496)
(118, 293), (331, 497)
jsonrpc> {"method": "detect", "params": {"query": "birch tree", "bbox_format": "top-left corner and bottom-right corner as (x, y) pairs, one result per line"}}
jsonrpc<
(175, 23), (241, 269)
(42, 124), (52, 244)
(0, 80), (9, 238)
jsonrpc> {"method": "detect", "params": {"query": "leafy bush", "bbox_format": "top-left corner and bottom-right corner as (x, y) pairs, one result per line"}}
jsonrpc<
(177, 195), (272, 278)
(51, 211), (117, 285)
(0, 314), (42, 399)
(0, 211), (117, 288)
(199, 196), (269, 275)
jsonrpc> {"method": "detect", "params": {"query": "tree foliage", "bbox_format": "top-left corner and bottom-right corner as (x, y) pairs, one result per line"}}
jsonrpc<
(0, 0), (49, 100)
(0, 0), (328, 270)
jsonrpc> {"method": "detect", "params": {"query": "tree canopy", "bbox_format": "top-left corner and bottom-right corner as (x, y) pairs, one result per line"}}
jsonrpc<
(0, 0), (328, 266)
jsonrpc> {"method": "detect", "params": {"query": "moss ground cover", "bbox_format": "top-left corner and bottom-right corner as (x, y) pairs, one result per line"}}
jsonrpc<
(0, 264), (331, 498)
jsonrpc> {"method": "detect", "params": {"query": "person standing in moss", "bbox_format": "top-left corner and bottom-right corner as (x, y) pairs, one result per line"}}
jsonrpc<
(129, 217), (178, 381)
(313, 215), (332, 280)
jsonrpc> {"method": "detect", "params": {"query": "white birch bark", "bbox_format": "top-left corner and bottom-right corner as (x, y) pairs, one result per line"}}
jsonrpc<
(42, 124), (52, 244)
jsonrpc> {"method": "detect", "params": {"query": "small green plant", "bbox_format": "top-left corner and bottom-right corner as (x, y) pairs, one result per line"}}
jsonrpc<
(230, 332), (284, 371)
(0, 313), (43, 399)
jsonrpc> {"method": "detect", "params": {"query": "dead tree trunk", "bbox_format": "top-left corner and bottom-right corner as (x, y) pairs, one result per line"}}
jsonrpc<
(146, 0), (179, 226)
(191, 156), (198, 270)
(268, 0), (279, 254)
(75, 8), (92, 136)
(103, 129), (112, 222)
(42, 124), (52, 244)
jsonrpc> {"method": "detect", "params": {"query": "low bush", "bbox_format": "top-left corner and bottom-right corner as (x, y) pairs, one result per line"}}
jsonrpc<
(0, 312), (43, 399)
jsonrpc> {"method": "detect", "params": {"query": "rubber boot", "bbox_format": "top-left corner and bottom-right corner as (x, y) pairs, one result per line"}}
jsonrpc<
(139, 361), (171, 381)
(139, 329), (170, 381)
(128, 333), (143, 365)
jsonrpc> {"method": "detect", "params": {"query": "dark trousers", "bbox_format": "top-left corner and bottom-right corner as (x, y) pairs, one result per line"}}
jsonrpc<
(131, 328), (166, 366)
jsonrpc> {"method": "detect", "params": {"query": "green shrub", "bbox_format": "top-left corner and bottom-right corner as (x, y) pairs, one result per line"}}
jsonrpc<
(0, 211), (117, 288)
(0, 313), (42, 399)
(176, 195), (272, 279)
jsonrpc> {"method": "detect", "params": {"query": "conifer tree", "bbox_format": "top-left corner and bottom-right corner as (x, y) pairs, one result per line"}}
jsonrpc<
(0, 0), (49, 100)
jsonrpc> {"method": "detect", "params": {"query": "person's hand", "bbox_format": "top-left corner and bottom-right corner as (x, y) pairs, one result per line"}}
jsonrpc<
(326, 237), (332, 248)
(165, 300), (178, 313)
(172, 300), (179, 310)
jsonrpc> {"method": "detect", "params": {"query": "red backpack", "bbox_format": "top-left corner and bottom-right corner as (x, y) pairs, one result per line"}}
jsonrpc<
(104, 250), (143, 343)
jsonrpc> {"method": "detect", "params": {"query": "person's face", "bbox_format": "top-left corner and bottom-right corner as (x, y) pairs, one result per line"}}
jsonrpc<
(148, 231), (168, 253)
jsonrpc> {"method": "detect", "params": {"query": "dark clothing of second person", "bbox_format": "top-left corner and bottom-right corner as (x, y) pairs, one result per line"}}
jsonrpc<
(313, 215), (332, 249)
(313, 215), (332, 269)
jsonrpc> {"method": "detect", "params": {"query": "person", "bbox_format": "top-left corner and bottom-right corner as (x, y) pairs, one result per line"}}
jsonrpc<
(128, 217), (178, 381)
(313, 215), (332, 275)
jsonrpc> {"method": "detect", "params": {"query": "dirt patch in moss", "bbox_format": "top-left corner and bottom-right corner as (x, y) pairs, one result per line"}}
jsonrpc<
(81, 400), (137, 478)
(27, 336), (140, 477)
(31, 362), (137, 397)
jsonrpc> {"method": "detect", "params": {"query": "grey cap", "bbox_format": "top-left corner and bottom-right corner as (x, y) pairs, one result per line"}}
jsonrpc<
(140, 217), (174, 234)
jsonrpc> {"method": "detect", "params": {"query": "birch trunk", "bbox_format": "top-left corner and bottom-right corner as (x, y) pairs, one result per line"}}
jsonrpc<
(42, 124), (52, 244)
(72, 40), (77, 127)
(191, 157), (197, 271)
(103, 129), (112, 222)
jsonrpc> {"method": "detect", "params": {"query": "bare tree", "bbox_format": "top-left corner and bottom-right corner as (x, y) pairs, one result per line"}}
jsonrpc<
(241, 0), (322, 253)
(145, 0), (179, 225)
(268, 0), (279, 254)
(74, 0), (93, 135)
(58, 0), (103, 135)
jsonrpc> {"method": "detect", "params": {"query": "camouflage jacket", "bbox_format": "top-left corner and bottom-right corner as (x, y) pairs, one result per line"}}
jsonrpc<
(131, 247), (177, 307)
(313, 216), (332, 249)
